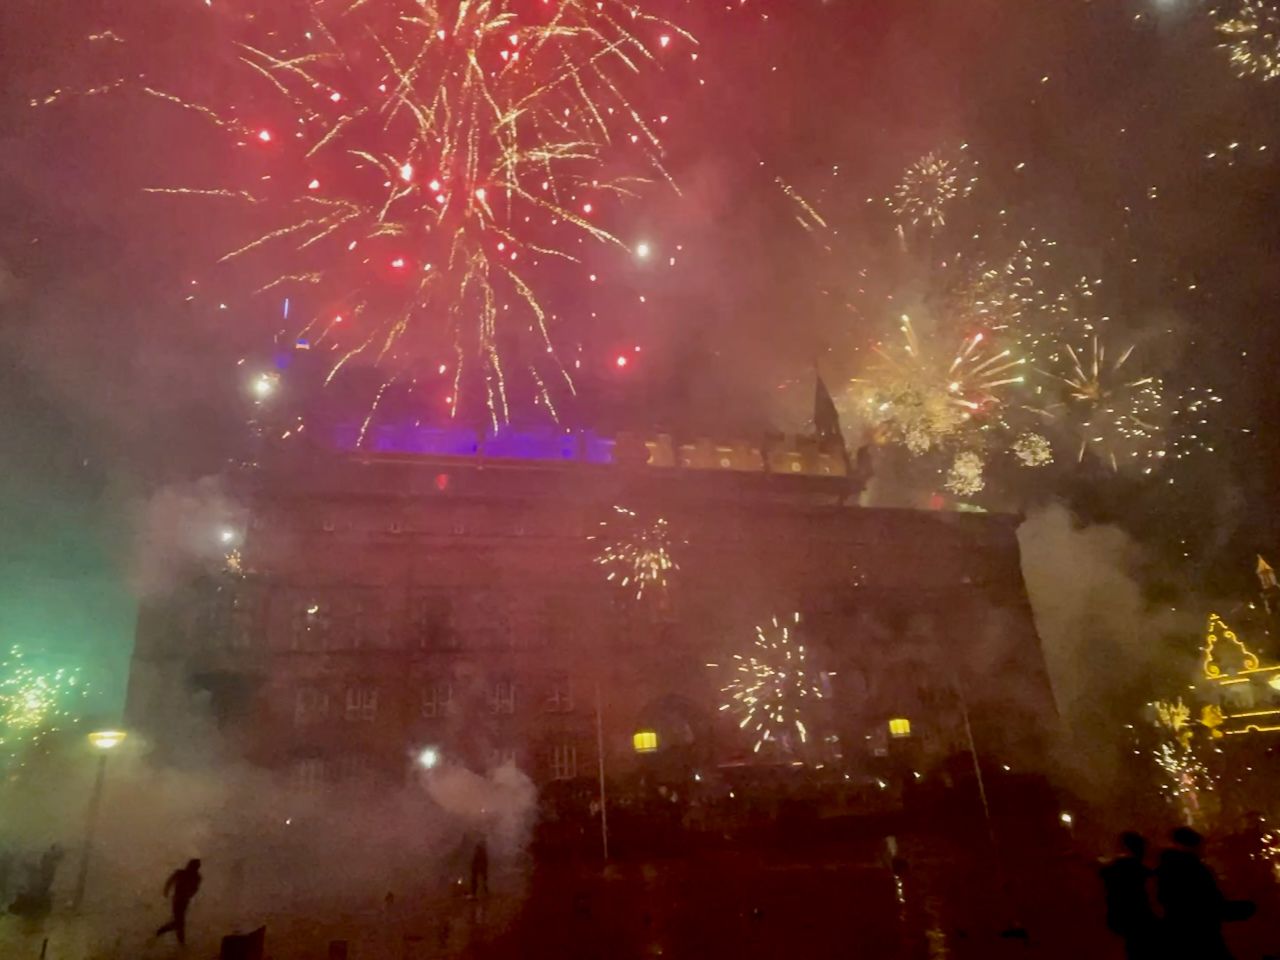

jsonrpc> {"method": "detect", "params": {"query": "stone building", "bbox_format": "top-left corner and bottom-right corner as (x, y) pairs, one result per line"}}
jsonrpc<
(125, 427), (1056, 798)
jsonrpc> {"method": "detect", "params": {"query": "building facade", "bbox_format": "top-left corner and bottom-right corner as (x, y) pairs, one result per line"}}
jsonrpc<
(125, 428), (1057, 800)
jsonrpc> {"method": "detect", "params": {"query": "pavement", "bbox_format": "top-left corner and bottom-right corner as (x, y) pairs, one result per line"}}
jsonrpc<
(6, 834), (1279, 959)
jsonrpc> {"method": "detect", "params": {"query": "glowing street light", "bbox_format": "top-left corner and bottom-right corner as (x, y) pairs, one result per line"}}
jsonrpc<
(72, 729), (128, 911)
(88, 730), (127, 751)
(634, 241), (651, 260)
(417, 746), (440, 770)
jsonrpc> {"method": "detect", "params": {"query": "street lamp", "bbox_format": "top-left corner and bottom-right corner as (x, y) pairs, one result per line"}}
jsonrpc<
(416, 746), (440, 771)
(71, 730), (127, 912)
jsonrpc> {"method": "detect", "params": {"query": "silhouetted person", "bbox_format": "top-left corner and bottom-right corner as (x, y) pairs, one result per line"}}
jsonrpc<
(1157, 828), (1241, 960)
(469, 839), (488, 899)
(0, 847), (11, 904)
(1101, 832), (1159, 959)
(9, 844), (63, 918)
(156, 858), (202, 945)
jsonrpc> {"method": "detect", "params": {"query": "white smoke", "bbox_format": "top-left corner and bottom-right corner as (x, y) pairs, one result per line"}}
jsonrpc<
(129, 476), (245, 597)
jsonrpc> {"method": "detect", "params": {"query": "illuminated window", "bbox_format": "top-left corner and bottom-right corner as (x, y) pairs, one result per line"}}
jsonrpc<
(888, 717), (911, 738)
(633, 730), (659, 753)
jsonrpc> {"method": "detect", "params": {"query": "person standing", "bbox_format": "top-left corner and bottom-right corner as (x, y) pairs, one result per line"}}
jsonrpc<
(469, 839), (489, 899)
(156, 859), (202, 946)
(1100, 832), (1159, 960)
(1157, 828), (1246, 960)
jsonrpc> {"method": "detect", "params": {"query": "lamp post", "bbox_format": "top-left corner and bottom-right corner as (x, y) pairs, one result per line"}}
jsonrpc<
(71, 730), (127, 912)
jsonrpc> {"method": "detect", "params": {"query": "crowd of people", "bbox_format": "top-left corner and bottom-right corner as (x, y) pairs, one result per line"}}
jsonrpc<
(1101, 827), (1259, 960)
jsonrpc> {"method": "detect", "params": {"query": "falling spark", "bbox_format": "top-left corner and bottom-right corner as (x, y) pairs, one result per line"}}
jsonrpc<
(590, 505), (679, 602)
(1, 646), (89, 765)
(1215, 1), (1280, 81)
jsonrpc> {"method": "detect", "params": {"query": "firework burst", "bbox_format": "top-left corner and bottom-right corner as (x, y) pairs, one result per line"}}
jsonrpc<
(1150, 698), (1216, 825)
(1215, 1), (1280, 81)
(856, 315), (1026, 455)
(719, 613), (824, 755)
(945, 450), (986, 497)
(590, 505), (679, 602)
(1037, 334), (1167, 471)
(59, 1), (692, 428)
(890, 149), (978, 232)
(1, 645), (88, 763)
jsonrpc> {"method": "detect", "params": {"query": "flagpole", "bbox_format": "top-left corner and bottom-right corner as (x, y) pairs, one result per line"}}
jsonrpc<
(595, 681), (610, 862)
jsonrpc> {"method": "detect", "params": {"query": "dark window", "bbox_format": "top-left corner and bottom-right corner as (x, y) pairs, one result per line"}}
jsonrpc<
(488, 679), (516, 715)
(545, 675), (574, 713)
(344, 685), (378, 722)
(412, 593), (458, 650)
(421, 681), (454, 718)
(291, 595), (332, 650)
(294, 687), (330, 725)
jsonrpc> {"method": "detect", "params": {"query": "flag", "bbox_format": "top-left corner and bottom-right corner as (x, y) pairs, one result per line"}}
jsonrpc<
(814, 375), (845, 448)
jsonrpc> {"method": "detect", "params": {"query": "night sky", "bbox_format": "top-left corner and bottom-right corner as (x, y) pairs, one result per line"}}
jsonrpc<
(2, 0), (1279, 709)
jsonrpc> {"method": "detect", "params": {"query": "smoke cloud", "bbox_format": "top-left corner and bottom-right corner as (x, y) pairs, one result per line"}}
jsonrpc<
(0, 726), (538, 954)
(1018, 503), (1195, 805)
(129, 476), (245, 598)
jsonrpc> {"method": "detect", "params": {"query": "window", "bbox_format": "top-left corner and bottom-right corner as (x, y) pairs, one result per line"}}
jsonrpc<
(489, 745), (518, 769)
(335, 591), (385, 650)
(412, 594), (458, 650)
(1225, 684), (1255, 711)
(888, 717), (912, 738)
(293, 757), (326, 790)
(294, 687), (330, 725)
(291, 596), (332, 650)
(332, 755), (372, 783)
(550, 743), (578, 780)
(488, 679), (516, 715)
(344, 686), (378, 722)
(537, 597), (571, 647)
(545, 675), (574, 713)
(421, 681), (454, 718)
(633, 730), (659, 753)
(228, 590), (256, 650)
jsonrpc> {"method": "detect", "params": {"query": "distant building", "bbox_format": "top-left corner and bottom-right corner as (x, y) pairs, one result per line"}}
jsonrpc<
(1198, 557), (1280, 739)
(125, 427), (1057, 798)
